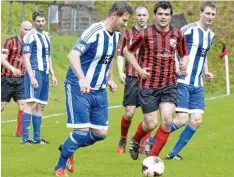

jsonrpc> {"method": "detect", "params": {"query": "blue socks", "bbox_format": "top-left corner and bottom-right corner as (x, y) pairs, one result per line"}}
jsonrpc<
(32, 115), (42, 142)
(22, 112), (32, 142)
(55, 131), (106, 170)
(170, 122), (179, 132)
(169, 124), (196, 156)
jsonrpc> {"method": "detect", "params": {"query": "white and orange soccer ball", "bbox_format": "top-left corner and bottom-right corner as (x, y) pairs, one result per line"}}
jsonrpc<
(142, 156), (165, 177)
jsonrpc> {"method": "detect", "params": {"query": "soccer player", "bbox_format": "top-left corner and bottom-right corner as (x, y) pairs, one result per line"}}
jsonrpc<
(21, 11), (57, 144)
(1, 21), (32, 137)
(165, 1), (216, 160)
(145, 1), (216, 160)
(123, 1), (189, 160)
(54, 2), (133, 176)
(116, 5), (151, 154)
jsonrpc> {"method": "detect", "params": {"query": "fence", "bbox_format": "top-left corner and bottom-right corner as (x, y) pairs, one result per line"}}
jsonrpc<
(4, 0), (94, 35)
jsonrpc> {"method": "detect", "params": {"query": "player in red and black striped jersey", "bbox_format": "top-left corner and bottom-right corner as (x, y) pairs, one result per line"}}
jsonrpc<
(1, 21), (32, 137)
(123, 1), (189, 160)
(116, 6), (151, 154)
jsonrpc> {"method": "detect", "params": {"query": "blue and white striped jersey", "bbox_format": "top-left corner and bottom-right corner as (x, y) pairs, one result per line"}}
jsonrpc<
(177, 22), (215, 87)
(22, 28), (51, 74)
(65, 21), (121, 90)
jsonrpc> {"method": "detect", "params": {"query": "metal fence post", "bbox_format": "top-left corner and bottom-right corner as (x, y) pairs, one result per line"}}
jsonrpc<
(48, 4), (51, 33)
(22, 1), (26, 22)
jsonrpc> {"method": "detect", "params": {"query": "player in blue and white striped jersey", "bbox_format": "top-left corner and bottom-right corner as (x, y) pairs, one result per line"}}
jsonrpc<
(54, 2), (133, 176)
(21, 11), (57, 145)
(166, 1), (216, 160)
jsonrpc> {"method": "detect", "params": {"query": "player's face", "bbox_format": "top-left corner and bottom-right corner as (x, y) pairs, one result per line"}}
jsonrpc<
(200, 6), (216, 26)
(154, 8), (171, 29)
(34, 16), (46, 32)
(134, 8), (149, 28)
(20, 24), (32, 38)
(113, 13), (131, 33)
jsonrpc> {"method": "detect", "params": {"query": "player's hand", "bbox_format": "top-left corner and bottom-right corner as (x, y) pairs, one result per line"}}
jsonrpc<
(30, 77), (39, 88)
(11, 68), (22, 77)
(79, 78), (92, 94)
(51, 75), (57, 88)
(107, 80), (117, 93)
(178, 62), (187, 76)
(118, 72), (126, 84)
(139, 67), (150, 79)
(204, 72), (213, 82)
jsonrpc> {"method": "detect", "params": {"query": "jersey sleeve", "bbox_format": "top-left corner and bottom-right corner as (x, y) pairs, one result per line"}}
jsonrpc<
(22, 33), (34, 54)
(127, 31), (144, 53)
(177, 32), (188, 57)
(1, 39), (12, 55)
(117, 32), (127, 56)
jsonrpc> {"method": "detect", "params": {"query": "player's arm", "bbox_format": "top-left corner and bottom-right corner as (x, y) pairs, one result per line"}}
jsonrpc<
(107, 62), (117, 92)
(1, 40), (22, 76)
(117, 32), (127, 83)
(203, 57), (213, 82)
(68, 50), (91, 94)
(23, 36), (39, 88)
(48, 57), (57, 87)
(123, 32), (150, 79)
(177, 33), (189, 76)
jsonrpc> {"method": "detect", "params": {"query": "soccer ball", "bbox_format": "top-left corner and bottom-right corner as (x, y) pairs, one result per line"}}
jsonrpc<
(142, 156), (165, 177)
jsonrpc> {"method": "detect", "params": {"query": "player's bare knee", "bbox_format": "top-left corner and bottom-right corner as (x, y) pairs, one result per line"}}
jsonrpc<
(124, 111), (134, 120)
(18, 102), (25, 110)
(1, 102), (7, 112)
(175, 113), (189, 127)
(143, 118), (157, 131)
(161, 115), (173, 130)
(190, 116), (202, 129)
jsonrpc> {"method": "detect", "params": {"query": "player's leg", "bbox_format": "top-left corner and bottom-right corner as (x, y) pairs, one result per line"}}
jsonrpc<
(149, 85), (177, 156)
(167, 86), (204, 160)
(54, 83), (93, 174)
(22, 71), (42, 144)
(129, 88), (159, 160)
(117, 76), (138, 153)
(1, 76), (14, 112)
(13, 77), (25, 137)
(31, 71), (49, 144)
(145, 83), (190, 154)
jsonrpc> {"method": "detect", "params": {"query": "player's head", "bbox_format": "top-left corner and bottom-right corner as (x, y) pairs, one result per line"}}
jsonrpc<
(153, 1), (173, 29)
(134, 6), (149, 29)
(32, 11), (46, 32)
(108, 2), (133, 32)
(200, 1), (216, 26)
(19, 21), (32, 38)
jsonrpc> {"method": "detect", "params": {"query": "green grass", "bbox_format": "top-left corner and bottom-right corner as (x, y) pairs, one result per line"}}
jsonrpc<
(2, 94), (234, 177)
(1, 1), (234, 177)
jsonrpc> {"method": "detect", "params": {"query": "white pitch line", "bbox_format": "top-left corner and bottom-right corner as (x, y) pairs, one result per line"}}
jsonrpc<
(1, 105), (122, 124)
(1, 94), (230, 124)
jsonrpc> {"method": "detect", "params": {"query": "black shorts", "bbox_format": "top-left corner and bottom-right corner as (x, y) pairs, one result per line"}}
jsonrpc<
(122, 76), (140, 107)
(1, 76), (24, 102)
(139, 85), (178, 114)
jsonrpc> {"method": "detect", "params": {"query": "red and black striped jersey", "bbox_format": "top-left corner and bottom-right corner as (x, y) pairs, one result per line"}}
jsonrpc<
(127, 25), (188, 89)
(118, 27), (141, 77)
(1, 36), (24, 77)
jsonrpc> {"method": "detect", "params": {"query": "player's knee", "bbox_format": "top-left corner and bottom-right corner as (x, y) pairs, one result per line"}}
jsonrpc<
(175, 114), (189, 127)
(190, 116), (202, 129)
(143, 118), (157, 131)
(1, 103), (7, 112)
(18, 102), (25, 110)
(125, 111), (134, 120)
(161, 115), (173, 131)
(90, 131), (107, 142)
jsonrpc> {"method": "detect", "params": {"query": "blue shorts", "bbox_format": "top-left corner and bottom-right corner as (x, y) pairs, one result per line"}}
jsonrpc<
(176, 83), (204, 114)
(65, 83), (108, 130)
(24, 70), (49, 105)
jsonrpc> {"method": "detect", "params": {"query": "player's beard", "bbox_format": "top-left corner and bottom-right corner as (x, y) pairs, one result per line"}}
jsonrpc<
(36, 25), (44, 32)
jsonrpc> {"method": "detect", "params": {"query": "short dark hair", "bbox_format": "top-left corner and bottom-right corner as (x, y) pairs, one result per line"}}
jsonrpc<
(154, 1), (173, 15)
(108, 2), (133, 17)
(32, 11), (46, 21)
(200, 1), (216, 12)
